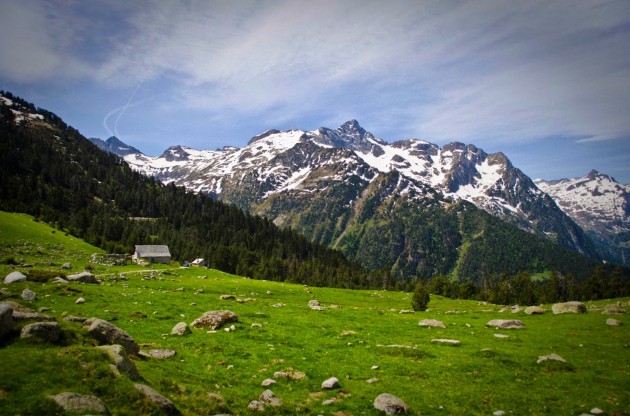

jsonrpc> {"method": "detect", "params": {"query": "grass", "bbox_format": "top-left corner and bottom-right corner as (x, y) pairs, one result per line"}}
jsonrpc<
(1, 211), (629, 415)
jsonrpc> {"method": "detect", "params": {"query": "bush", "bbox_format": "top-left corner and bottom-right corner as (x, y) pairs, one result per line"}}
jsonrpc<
(411, 284), (430, 311)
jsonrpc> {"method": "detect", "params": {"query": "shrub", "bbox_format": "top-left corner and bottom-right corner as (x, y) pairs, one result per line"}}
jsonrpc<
(412, 283), (430, 311)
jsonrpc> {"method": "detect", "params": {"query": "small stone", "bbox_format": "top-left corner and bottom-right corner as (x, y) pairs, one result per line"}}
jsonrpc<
(219, 294), (235, 300)
(590, 408), (604, 415)
(321, 377), (340, 390)
(486, 319), (525, 329)
(266, 291), (273, 295)
(49, 392), (107, 414)
(273, 371), (288, 379)
(373, 393), (409, 414)
(606, 318), (622, 326)
(66, 271), (100, 284)
(21, 289), (36, 301)
(603, 306), (626, 315)
(493, 334), (509, 339)
(322, 399), (335, 405)
(537, 353), (566, 364)
(85, 318), (139, 355)
(367, 378), (379, 384)
(418, 319), (446, 328)
(431, 338), (461, 346)
(259, 389), (282, 407)
(248, 400), (265, 411)
(371, 365), (380, 370)
(4, 271), (26, 284)
(261, 379), (276, 387)
(148, 349), (177, 359)
(524, 306), (545, 315)
(171, 322), (190, 336)
(21, 322), (60, 343)
(251, 323), (263, 328)
(75, 297), (85, 304)
(61, 263), (72, 270)
(493, 411), (506, 416)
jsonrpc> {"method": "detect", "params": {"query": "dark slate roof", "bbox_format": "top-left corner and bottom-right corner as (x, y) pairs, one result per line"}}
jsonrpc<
(135, 245), (171, 258)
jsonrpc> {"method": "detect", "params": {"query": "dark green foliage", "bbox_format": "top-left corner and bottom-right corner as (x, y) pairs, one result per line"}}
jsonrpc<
(411, 283), (430, 311)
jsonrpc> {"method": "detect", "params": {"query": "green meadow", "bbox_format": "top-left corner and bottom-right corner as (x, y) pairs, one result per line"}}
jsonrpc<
(0, 212), (628, 415)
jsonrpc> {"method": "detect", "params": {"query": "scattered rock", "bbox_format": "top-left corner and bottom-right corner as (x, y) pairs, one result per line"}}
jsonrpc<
(12, 311), (54, 321)
(49, 392), (107, 414)
(61, 262), (72, 270)
(96, 344), (141, 380)
(552, 301), (586, 314)
(273, 371), (288, 379)
(75, 297), (85, 304)
(0, 303), (13, 339)
(590, 408), (604, 415)
(367, 378), (379, 384)
(399, 310), (414, 314)
(493, 411), (506, 416)
(603, 306), (626, 315)
(321, 377), (340, 389)
(4, 271), (26, 284)
(266, 290), (273, 295)
(606, 318), (622, 326)
(259, 389), (282, 407)
(134, 384), (181, 415)
(63, 315), (88, 323)
(171, 322), (190, 336)
(84, 318), (140, 355)
(261, 379), (276, 387)
(308, 300), (323, 310)
(431, 338), (461, 346)
(373, 393), (409, 414)
(148, 349), (177, 359)
(418, 319), (446, 328)
(371, 365), (380, 370)
(247, 400), (265, 411)
(524, 306), (545, 315)
(486, 319), (525, 329)
(21, 289), (36, 301)
(190, 310), (238, 330)
(493, 334), (509, 339)
(0, 301), (31, 312)
(537, 353), (566, 364)
(510, 305), (521, 313)
(219, 294), (235, 300)
(67, 271), (100, 284)
(251, 323), (263, 328)
(20, 321), (60, 343)
(52, 276), (69, 284)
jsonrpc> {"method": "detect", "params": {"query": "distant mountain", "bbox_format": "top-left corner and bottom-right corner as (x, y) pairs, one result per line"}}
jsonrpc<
(118, 120), (603, 280)
(536, 171), (630, 266)
(90, 136), (143, 156)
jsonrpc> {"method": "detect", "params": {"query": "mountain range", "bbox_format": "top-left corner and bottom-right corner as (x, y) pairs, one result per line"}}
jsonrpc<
(93, 119), (630, 273)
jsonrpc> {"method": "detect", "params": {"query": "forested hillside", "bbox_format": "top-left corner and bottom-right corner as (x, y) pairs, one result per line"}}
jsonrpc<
(0, 91), (377, 289)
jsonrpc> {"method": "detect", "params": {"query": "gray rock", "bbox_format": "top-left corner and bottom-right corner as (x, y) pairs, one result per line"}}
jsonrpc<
(63, 315), (88, 323)
(20, 322), (60, 343)
(590, 408), (604, 415)
(603, 306), (626, 315)
(52, 276), (69, 284)
(12, 311), (54, 321)
(524, 306), (545, 315)
(61, 262), (72, 270)
(190, 310), (238, 330)
(85, 318), (140, 355)
(96, 344), (141, 380)
(606, 318), (622, 326)
(49, 392), (107, 414)
(486, 319), (525, 329)
(171, 321), (190, 336)
(219, 294), (235, 300)
(67, 271), (100, 284)
(261, 379), (276, 387)
(373, 393), (409, 414)
(75, 297), (86, 304)
(493, 334), (509, 339)
(148, 349), (177, 359)
(537, 353), (566, 364)
(0, 301), (31, 312)
(552, 301), (586, 314)
(259, 389), (282, 407)
(21, 288), (36, 301)
(134, 384), (181, 415)
(321, 377), (340, 389)
(418, 319), (446, 328)
(431, 338), (461, 346)
(0, 303), (13, 339)
(367, 377), (379, 383)
(4, 271), (26, 284)
(308, 300), (321, 309)
(247, 400), (265, 411)
(493, 411), (506, 416)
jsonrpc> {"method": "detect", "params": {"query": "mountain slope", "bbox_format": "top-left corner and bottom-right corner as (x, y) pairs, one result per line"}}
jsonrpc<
(536, 171), (630, 265)
(90, 136), (142, 156)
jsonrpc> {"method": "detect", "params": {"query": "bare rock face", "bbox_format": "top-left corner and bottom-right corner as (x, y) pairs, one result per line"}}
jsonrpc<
(486, 319), (525, 329)
(134, 384), (181, 415)
(20, 322), (60, 343)
(552, 301), (587, 314)
(84, 318), (140, 355)
(374, 393), (409, 414)
(190, 310), (238, 330)
(49, 392), (107, 414)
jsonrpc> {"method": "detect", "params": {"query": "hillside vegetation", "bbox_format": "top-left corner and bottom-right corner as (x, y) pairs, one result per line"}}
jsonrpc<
(1, 214), (629, 415)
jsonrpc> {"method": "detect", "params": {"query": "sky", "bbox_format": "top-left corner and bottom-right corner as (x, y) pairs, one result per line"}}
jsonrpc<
(1, 0), (629, 183)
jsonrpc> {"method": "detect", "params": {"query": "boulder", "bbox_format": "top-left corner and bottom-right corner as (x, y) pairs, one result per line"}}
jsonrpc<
(552, 301), (586, 314)
(21, 288), (36, 301)
(49, 392), (107, 414)
(321, 377), (340, 390)
(603, 306), (626, 315)
(96, 344), (141, 380)
(259, 389), (282, 407)
(0, 303), (13, 339)
(373, 393), (409, 414)
(85, 318), (140, 355)
(261, 379), (276, 387)
(219, 294), (235, 300)
(171, 322), (190, 336)
(308, 300), (323, 310)
(524, 306), (545, 315)
(431, 338), (461, 346)
(537, 353), (566, 364)
(606, 318), (622, 326)
(20, 322), (60, 343)
(52, 276), (69, 284)
(75, 297), (86, 304)
(134, 384), (181, 415)
(190, 310), (238, 330)
(147, 349), (177, 359)
(67, 271), (100, 284)
(418, 319), (446, 328)
(486, 319), (525, 329)
(4, 271), (26, 284)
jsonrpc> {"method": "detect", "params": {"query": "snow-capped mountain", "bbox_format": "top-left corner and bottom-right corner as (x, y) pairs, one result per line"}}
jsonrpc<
(536, 171), (630, 265)
(90, 136), (142, 156)
(121, 120), (595, 258)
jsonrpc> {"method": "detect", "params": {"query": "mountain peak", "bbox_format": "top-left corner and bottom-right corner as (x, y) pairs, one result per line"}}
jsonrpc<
(89, 136), (142, 156)
(338, 119), (366, 135)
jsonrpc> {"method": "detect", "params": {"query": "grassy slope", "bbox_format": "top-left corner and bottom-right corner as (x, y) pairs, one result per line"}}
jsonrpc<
(0, 212), (629, 415)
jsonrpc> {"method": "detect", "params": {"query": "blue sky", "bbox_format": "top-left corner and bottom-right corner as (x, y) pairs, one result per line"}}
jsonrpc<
(1, 0), (629, 183)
